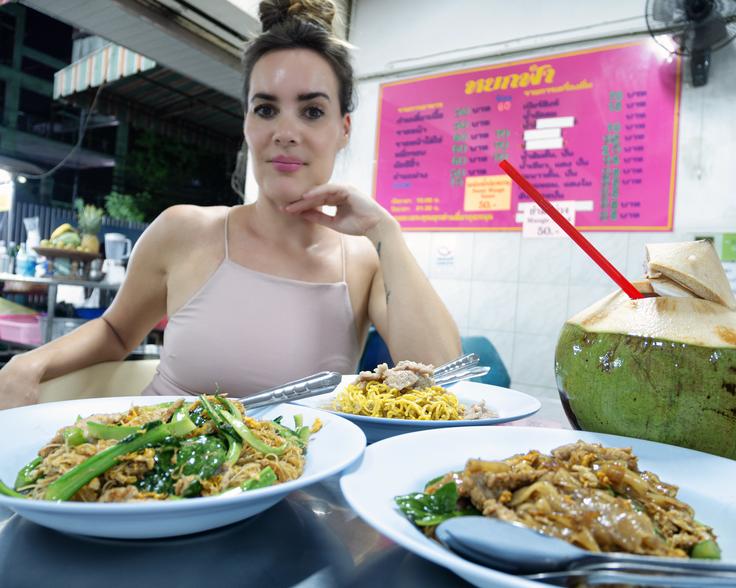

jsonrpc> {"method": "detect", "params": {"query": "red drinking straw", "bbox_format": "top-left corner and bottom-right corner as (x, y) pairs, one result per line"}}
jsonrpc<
(499, 159), (643, 300)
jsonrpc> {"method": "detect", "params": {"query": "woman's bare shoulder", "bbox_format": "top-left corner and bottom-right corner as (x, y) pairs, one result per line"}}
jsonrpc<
(153, 204), (227, 233)
(144, 205), (226, 245)
(344, 234), (380, 271)
(136, 205), (229, 265)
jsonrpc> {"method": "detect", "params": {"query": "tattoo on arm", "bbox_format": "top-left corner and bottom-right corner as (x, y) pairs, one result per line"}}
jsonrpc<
(376, 241), (389, 302)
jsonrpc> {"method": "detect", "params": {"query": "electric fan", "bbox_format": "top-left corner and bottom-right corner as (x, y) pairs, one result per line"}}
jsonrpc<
(645, 0), (736, 85)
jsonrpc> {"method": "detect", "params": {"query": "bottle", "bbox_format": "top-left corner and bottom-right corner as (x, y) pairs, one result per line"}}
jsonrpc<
(15, 243), (28, 276)
(0, 240), (8, 274)
(7, 241), (16, 274)
(25, 247), (38, 277)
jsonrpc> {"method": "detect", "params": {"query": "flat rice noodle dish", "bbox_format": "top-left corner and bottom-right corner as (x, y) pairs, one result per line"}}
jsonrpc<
(3, 396), (319, 502)
(396, 441), (721, 559)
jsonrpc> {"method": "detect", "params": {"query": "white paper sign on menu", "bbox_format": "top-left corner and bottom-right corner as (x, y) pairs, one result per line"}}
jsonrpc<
(521, 201), (576, 239)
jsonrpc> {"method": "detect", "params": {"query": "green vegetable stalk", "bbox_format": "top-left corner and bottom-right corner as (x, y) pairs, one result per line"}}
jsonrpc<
(14, 456), (42, 489)
(200, 395), (285, 457)
(63, 427), (86, 447)
(0, 479), (26, 499)
(242, 466), (278, 491)
(219, 409), (286, 456)
(691, 539), (721, 559)
(86, 421), (138, 440)
(43, 419), (193, 501)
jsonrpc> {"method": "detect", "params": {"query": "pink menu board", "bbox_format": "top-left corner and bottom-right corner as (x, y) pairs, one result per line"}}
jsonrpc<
(373, 41), (681, 231)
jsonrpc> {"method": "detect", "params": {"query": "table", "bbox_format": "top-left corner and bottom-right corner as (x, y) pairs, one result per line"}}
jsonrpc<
(0, 415), (569, 588)
(0, 476), (474, 588)
(0, 273), (121, 344)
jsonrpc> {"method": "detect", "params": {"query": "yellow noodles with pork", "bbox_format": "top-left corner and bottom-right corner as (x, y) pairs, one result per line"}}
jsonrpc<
(334, 381), (464, 420)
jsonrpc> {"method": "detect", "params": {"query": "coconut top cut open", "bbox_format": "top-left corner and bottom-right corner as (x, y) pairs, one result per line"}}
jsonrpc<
(646, 240), (736, 310)
(566, 241), (736, 349)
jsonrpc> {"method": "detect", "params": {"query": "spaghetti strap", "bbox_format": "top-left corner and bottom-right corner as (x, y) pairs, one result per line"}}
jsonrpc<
(224, 207), (232, 260)
(340, 234), (346, 282)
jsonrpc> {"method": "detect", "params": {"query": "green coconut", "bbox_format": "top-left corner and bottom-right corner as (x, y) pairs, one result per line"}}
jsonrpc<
(555, 241), (736, 459)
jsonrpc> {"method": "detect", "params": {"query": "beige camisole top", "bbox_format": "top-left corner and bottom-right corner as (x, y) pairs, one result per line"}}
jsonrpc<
(142, 207), (362, 398)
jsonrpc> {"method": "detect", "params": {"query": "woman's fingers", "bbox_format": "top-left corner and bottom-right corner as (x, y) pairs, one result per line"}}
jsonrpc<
(302, 183), (349, 200)
(297, 208), (335, 226)
(285, 184), (350, 213)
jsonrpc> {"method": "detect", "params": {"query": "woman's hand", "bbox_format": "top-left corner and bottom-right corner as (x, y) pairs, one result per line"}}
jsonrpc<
(0, 354), (43, 410)
(283, 183), (395, 237)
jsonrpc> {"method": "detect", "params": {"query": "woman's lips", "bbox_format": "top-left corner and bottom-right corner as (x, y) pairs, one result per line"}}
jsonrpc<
(271, 159), (304, 173)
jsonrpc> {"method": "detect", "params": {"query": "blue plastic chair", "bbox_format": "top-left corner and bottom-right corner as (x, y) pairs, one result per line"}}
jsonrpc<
(357, 329), (510, 388)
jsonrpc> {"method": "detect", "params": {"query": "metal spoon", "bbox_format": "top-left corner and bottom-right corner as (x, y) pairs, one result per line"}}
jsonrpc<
(523, 566), (736, 587)
(435, 516), (736, 575)
(238, 371), (343, 410)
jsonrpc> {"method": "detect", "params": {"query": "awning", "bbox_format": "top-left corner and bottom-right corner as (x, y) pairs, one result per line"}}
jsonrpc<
(54, 43), (156, 100)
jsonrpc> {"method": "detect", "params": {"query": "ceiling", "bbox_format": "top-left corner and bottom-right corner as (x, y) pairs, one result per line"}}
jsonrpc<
(21, 0), (249, 99)
(21, 0), (351, 99)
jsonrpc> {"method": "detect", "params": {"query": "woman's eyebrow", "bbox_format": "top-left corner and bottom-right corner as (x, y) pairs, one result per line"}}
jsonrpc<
(298, 92), (330, 101)
(251, 92), (277, 102)
(250, 92), (330, 103)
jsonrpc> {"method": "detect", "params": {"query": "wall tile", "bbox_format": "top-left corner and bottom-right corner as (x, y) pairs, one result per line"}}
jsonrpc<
(568, 233), (629, 286)
(567, 284), (616, 317)
(518, 237), (572, 284)
(515, 283), (568, 336)
(464, 328), (515, 376)
(402, 232), (432, 275)
(468, 281), (518, 332)
(430, 278), (471, 331)
(511, 332), (558, 388)
(429, 233), (475, 280)
(471, 232), (521, 282)
(508, 382), (570, 427)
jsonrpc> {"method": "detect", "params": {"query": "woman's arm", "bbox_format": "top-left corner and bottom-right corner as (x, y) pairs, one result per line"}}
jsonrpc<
(285, 185), (461, 366)
(364, 216), (461, 365)
(0, 207), (178, 409)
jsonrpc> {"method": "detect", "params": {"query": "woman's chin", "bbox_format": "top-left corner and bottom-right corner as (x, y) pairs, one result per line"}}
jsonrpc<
(260, 186), (306, 208)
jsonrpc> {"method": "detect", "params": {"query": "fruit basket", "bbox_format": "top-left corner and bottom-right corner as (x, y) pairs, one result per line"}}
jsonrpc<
(33, 247), (102, 280)
(33, 247), (100, 263)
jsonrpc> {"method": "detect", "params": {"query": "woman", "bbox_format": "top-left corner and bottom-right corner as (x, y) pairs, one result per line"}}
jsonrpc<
(0, 0), (460, 409)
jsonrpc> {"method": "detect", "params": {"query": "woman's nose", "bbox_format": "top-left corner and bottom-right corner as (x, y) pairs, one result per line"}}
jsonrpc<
(273, 121), (299, 146)
(274, 134), (297, 145)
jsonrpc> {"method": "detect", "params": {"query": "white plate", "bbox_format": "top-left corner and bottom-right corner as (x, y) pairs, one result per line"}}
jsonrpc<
(340, 426), (736, 588)
(294, 376), (541, 443)
(0, 396), (366, 539)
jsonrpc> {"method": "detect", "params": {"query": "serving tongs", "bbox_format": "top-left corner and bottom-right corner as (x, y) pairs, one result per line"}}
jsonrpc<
(432, 353), (490, 387)
(238, 371), (342, 411)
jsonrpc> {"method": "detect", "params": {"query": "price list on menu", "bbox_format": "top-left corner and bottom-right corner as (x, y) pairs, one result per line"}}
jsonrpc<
(373, 41), (681, 232)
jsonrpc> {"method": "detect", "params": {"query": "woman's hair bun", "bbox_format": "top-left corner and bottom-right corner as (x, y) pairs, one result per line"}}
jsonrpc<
(259, 0), (336, 33)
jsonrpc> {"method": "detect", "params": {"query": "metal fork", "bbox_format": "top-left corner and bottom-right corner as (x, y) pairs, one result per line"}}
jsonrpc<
(432, 353), (491, 387)
(434, 365), (491, 387)
(433, 353), (480, 376)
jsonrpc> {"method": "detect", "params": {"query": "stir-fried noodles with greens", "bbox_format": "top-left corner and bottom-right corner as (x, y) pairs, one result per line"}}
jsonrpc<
(395, 441), (721, 560)
(0, 396), (320, 502)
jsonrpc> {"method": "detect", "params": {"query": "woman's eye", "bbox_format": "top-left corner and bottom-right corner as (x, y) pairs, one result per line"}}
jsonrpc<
(304, 106), (324, 120)
(253, 104), (276, 118)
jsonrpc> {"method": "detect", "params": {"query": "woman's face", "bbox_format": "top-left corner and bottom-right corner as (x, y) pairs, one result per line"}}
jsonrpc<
(245, 48), (350, 207)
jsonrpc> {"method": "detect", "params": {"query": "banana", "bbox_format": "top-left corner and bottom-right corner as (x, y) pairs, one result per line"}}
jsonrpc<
(53, 231), (81, 248)
(50, 223), (74, 241)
